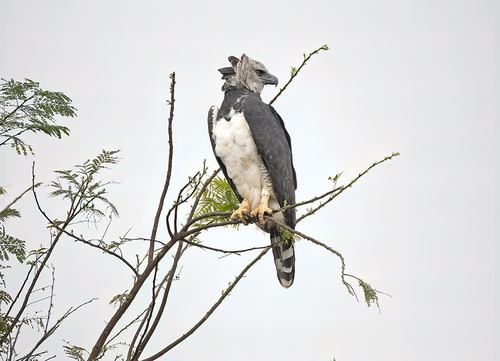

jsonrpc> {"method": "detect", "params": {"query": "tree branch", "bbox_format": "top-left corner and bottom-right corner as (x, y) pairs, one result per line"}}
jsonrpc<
(140, 246), (271, 361)
(88, 236), (180, 361)
(18, 298), (97, 361)
(185, 167), (220, 225)
(148, 72), (176, 264)
(131, 240), (184, 360)
(296, 152), (400, 223)
(31, 167), (139, 277)
(269, 44), (329, 105)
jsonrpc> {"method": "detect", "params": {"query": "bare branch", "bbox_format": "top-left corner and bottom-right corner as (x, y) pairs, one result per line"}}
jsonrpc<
(148, 72), (176, 264)
(88, 236), (180, 361)
(18, 298), (97, 361)
(180, 237), (269, 255)
(125, 244), (187, 360)
(31, 169), (139, 277)
(183, 211), (233, 230)
(281, 152), (399, 223)
(131, 240), (184, 360)
(1, 181), (42, 214)
(3, 257), (36, 320)
(167, 166), (207, 237)
(1, 164), (69, 342)
(141, 246), (271, 361)
(266, 217), (356, 295)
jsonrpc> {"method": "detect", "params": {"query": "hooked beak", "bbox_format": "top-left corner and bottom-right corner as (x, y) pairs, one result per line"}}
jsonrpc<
(260, 73), (279, 86)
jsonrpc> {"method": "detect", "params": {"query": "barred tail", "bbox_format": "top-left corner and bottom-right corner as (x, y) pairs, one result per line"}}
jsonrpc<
(270, 228), (295, 288)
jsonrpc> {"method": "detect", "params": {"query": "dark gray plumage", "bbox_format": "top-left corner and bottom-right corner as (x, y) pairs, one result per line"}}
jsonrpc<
(208, 54), (297, 288)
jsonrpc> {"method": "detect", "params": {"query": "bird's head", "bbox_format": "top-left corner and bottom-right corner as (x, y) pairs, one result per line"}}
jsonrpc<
(218, 54), (278, 94)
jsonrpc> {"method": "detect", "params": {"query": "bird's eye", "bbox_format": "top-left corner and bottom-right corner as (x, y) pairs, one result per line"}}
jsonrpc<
(255, 69), (265, 76)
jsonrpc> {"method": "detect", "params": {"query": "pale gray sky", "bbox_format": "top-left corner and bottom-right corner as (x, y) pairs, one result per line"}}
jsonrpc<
(1, 1), (497, 360)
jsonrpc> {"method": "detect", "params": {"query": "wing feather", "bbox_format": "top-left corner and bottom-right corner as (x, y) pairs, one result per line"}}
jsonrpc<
(240, 92), (296, 229)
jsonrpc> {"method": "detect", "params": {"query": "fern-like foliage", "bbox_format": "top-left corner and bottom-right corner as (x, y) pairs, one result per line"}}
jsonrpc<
(194, 176), (240, 229)
(0, 207), (20, 223)
(63, 343), (88, 361)
(48, 150), (120, 224)
(0, 78), (77, 155)
(358, 279), (380, 309)
(0, 227), (26, 263)
(0, 183), (42, 266)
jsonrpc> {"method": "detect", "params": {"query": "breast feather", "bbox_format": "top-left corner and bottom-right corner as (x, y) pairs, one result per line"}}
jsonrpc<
(213, 112), (263, 210)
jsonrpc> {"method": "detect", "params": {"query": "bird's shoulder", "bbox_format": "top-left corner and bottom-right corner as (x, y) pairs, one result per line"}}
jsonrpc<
(219, 89), (266, 118)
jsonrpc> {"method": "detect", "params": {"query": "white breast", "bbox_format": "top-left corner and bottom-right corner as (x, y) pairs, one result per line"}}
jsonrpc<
(212, 111), (263, 211)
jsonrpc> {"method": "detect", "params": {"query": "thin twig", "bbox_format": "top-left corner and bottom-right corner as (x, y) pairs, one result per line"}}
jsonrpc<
(182, 152), (399, 235)
(141, 246), (271, 361)
(148, 72), (176, 264)
(181, 237), (268, 255)
(185, 167), (220, 225)
(44, 266), (56, 333)
(18, 298), (97, 361)
(1, 182), (42, 213)
(32, 181), (139, 277)
(125, 246), (186, 361)
(88, 236), (180, 361)
(267, 217), (356, 296)
(269, 44), (329, 105)
(2, 164), (68, 343)
(132, 240), (184, 360)
(3, 258), (36, 320)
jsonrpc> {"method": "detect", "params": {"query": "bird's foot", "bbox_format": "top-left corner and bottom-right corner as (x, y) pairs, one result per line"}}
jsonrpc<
(251, 195), (273, 225)
(231, 198), (251, 225)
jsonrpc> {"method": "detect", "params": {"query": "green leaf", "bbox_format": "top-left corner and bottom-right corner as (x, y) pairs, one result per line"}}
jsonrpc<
(0, 226), (26, 262)
(358, 279), (380, 309)
(0, 290), (13, 304)
(48, 150), (120, 224)
(109, 290), (129, 308)
(0, 207), (21, 222)
(194, 176), (240, 229)
(0, 78), (77, 155)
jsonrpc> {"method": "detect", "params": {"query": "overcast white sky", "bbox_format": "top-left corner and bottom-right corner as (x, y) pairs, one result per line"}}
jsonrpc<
(1, 1), (498, 360)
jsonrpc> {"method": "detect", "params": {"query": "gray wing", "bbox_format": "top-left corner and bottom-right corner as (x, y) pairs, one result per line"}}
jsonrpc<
(241, 94), (297, 229)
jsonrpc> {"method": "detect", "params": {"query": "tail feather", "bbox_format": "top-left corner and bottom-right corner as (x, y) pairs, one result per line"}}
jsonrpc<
(270, 228), (295, 288)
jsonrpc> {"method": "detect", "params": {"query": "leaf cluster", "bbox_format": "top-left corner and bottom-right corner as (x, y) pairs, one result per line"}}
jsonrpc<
(0, 228), (26, 263)
(0, 78), (77, 155)
(0, 185), (43, 325)
(48, 150), (120, 224)
(0, 184), (41, 265)
(193, 176), (240, 229)
(1, 150), (120, 358)
(358, 279), (380, 308)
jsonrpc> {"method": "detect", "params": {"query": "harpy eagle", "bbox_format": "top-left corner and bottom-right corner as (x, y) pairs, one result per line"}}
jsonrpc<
(208, 54), (297, 288)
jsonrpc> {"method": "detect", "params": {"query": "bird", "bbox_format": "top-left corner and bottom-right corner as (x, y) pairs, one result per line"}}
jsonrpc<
(207, 54), (297, 288)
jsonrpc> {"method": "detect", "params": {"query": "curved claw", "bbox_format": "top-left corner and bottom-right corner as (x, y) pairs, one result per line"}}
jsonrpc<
(231, 198), (251, 225)
(251, 200), (273, 225)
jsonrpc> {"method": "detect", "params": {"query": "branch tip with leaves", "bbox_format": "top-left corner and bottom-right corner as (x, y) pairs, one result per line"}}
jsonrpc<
(0, 78), (77, 155)
(269, 44), (329, 105)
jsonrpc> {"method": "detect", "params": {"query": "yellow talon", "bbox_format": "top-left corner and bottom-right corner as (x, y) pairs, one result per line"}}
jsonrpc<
(231, 198), (251, 225)
(250, 195), (273, 225)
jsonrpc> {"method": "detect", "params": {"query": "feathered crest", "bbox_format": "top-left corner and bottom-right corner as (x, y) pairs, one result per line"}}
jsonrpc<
(218, 54), (273, 94)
